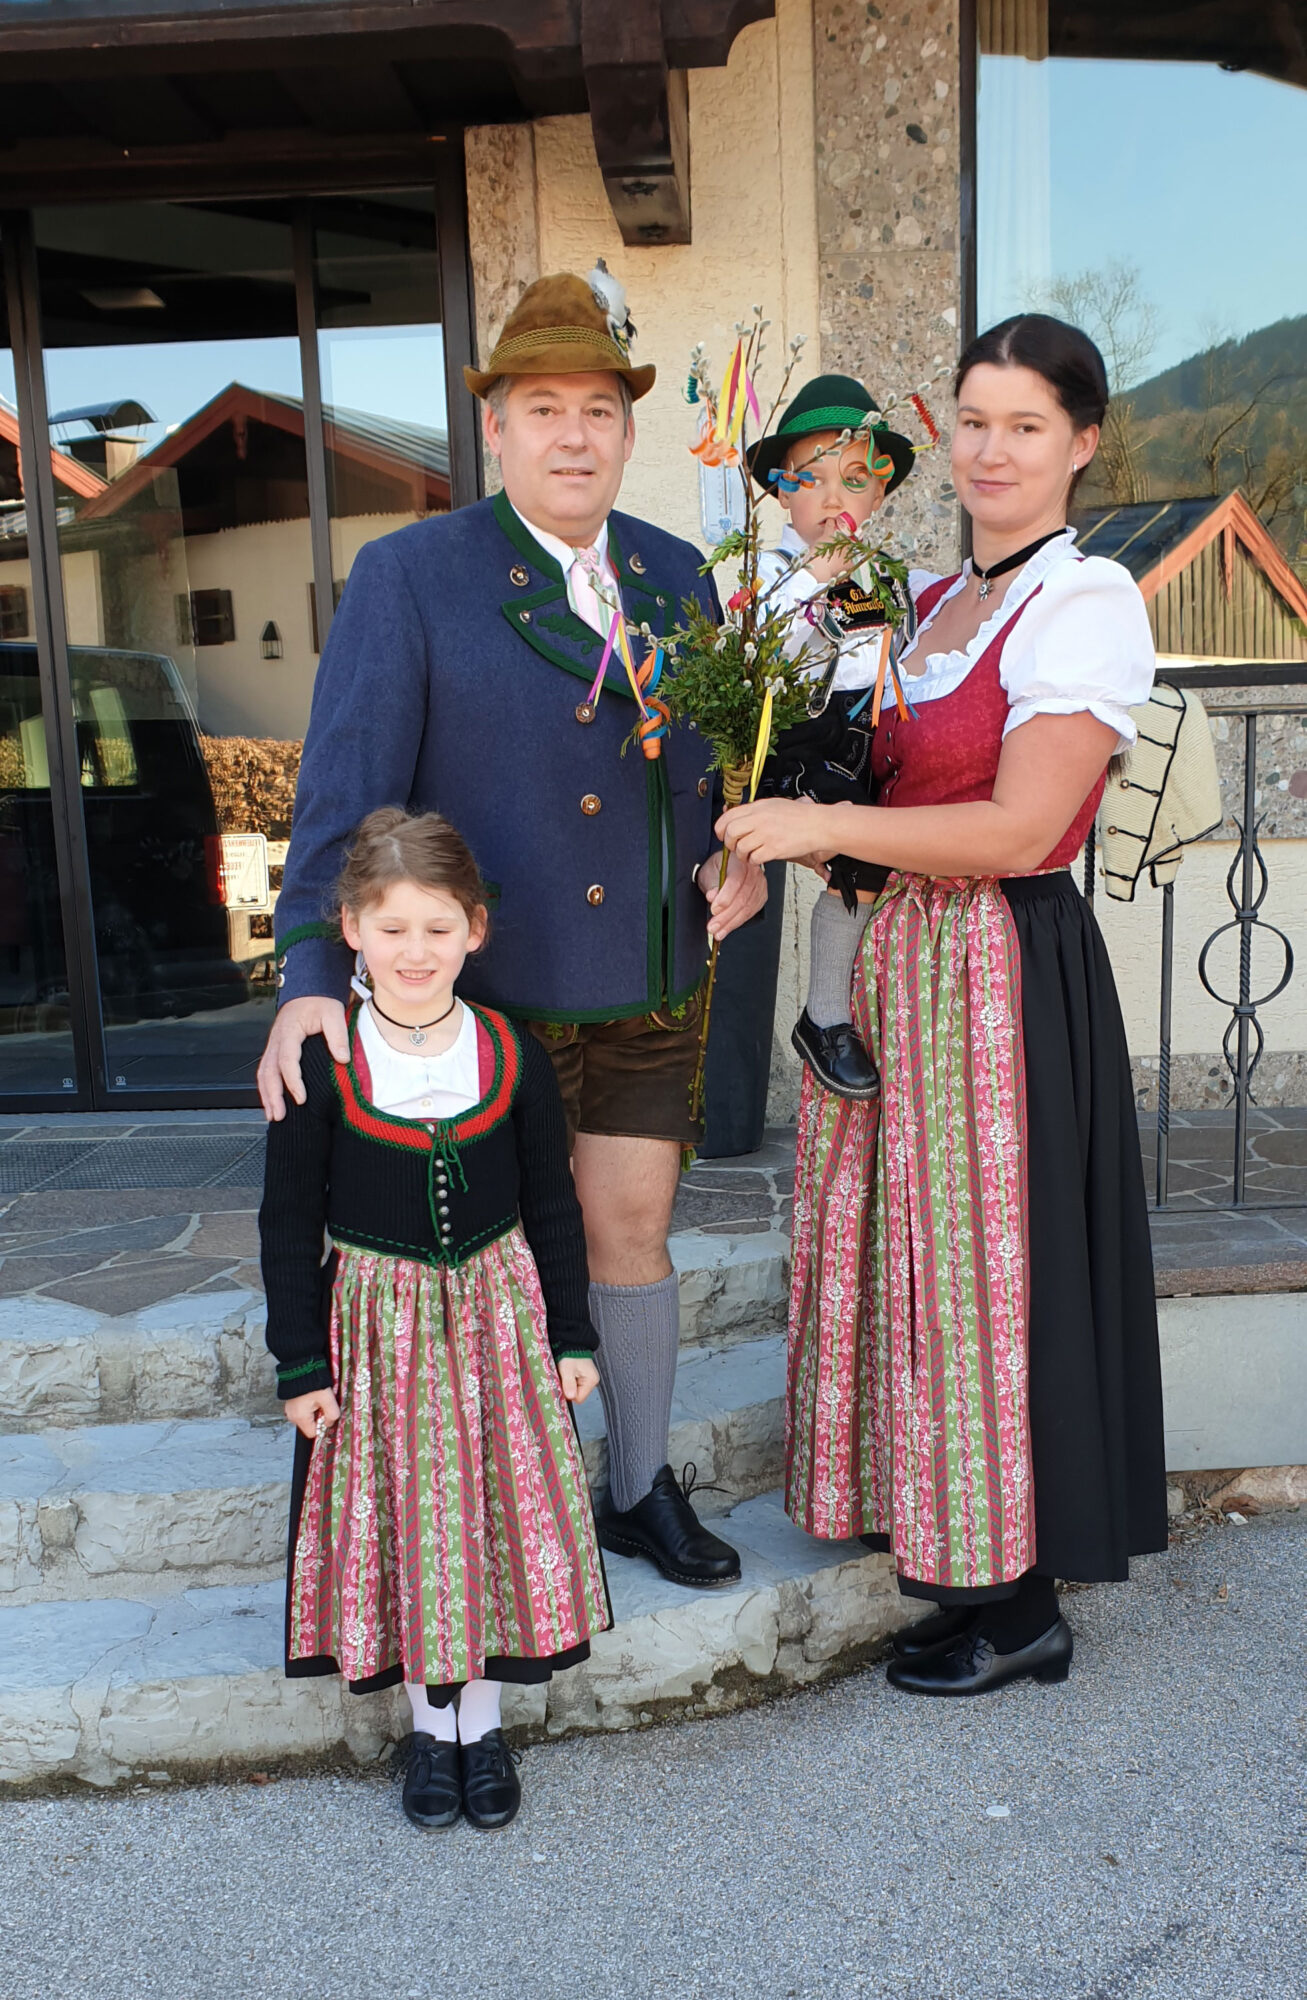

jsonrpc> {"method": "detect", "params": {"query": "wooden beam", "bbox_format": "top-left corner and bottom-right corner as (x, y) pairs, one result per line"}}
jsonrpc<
(582, 0), (690, 246)
(273, 62), (424, 137)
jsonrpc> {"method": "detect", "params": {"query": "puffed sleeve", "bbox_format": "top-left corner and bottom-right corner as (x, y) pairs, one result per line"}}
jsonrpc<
(999, 555), (1156, 750)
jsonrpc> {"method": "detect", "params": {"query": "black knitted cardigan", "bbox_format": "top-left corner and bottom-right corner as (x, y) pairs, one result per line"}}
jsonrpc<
(260, 1003), (596, 1398)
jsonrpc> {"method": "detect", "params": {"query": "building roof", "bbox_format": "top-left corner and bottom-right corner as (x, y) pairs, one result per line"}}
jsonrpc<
(0, 402), (108, 500)
(1076, 490), (1307, 626)
(75, 382), (449, 522)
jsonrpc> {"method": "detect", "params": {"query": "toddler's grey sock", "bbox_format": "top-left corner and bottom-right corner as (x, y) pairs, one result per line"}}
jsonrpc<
(806, 891), (873, 1029)
(589, 1271), (680, 1513)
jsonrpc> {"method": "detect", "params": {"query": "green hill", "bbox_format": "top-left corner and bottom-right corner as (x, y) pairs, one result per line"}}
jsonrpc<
(1076, 317), (1307, 567)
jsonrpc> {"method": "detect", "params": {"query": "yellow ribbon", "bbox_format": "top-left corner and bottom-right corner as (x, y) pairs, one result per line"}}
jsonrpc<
(713, 340), (749, 452)
(749, 683), (775, 801)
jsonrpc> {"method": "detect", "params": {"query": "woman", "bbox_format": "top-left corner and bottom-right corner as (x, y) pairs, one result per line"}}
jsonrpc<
(718, 315), (1167, 1696)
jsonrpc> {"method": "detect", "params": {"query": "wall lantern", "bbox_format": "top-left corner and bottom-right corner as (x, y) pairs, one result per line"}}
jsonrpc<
(260, 620), (283, 660)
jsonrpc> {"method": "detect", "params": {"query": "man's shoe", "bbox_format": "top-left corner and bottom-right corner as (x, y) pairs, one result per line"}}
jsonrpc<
(792, 1010), (880, 1101)
(886, 1617), (1073, 1696)
(460, 1729), (522, 1830)
(891, 1607), (980, 1661)
(400, 1732), (462, 1829)
(596, 1464), (742, 1588)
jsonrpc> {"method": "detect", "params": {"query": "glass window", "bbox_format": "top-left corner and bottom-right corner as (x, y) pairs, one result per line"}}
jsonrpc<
(977, 6), (1307, 656)
(33, 199), (311, 1090)
(311, 192), (448, 597)
(0, 246), (78, 1093)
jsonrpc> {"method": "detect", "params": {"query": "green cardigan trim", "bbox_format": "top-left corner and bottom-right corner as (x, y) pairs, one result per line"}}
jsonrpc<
(277, 920), (339, 955)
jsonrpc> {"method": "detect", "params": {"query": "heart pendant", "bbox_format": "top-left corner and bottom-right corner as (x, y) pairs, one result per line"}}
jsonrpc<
(410, 1028), (427, 1048)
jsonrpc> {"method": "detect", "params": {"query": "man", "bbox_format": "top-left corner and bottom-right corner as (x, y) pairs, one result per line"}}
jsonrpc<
(259, 269), (766, 1586)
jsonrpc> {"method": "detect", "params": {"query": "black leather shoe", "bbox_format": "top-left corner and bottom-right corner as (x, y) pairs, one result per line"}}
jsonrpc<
(891, 1607), (980, 1660)
(596, 1464), (742, 1587)
(460, 1729), (522, 1830)
(792, 1010), (880, 1101)
(400, 1732), (461, 1829)
(887, 1616), (1073, 1696)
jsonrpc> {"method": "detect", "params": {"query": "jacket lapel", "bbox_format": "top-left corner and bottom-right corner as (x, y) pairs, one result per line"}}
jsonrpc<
(493, 490), (673, 697)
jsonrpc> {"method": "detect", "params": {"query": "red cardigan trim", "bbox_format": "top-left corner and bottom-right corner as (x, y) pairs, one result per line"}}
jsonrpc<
(332, 1001), (521, 1152)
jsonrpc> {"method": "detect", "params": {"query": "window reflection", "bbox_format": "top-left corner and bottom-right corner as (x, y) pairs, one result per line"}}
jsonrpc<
(978, 19), (1307, 593)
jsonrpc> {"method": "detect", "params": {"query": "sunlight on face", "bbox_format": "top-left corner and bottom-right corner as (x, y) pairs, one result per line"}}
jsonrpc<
(483, 372), (635, 546)
(341, 880), (486, 1023)
(952, 363), (1099, 539)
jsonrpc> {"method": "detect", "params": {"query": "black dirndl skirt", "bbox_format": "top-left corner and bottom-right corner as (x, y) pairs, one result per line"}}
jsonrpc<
(965, 870), (1167, 1593)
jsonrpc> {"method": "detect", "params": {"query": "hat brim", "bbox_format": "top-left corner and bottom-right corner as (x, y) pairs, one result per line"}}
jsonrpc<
(464, 349), (656, 400)
(747, 422), (916, 498)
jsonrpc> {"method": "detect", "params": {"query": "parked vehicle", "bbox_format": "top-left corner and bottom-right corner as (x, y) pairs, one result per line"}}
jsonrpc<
(0, 641), (247, 1028)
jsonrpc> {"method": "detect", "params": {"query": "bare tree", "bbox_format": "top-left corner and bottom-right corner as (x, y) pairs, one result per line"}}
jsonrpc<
(1043, 261), (1160, 504)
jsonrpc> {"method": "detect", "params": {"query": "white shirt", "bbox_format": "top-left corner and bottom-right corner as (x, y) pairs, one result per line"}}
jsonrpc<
(356, 999), (480, 1121)
(510, 502), (618, 638)
(757, 525), (891, 694)
(899, 529), (1156, 750)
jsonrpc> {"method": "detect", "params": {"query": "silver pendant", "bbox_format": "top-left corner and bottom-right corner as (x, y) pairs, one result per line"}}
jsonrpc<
(977, 577), (992, 600)
(409, 1028), (427, 1048)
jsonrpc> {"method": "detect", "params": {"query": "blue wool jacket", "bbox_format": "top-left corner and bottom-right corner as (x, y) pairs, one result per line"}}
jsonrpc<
(276, 492), (719, 1021)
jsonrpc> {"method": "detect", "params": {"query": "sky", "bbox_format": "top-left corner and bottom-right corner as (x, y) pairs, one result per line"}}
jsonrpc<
(980, 58), (1307, 383)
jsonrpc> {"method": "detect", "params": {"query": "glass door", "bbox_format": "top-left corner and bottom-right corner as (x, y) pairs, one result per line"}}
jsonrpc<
(0, 178), (469, 1107)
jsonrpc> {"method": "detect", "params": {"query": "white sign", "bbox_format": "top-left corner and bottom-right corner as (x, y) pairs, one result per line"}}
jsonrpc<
(216, 833), (270, 910)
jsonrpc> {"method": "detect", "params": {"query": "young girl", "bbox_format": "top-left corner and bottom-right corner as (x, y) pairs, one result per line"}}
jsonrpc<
(260, 807), (608, 1831)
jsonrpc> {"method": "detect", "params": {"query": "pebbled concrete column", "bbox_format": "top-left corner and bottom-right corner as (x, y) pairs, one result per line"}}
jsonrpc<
(811, 0), (963, 575)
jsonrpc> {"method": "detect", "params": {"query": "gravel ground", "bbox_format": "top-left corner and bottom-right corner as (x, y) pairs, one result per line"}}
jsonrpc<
(3, 1509), (1303, 2000)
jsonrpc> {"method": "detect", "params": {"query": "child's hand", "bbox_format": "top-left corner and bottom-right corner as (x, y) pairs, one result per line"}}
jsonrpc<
(559, 1357), (600, 1405)
(285, 1387), (341, 1439)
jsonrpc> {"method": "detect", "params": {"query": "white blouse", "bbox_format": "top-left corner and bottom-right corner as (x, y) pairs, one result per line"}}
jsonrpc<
(355, 998), (480, 1120)
(899, 529), (1156, 751)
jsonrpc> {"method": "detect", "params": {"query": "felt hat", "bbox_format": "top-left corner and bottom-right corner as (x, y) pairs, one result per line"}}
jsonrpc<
(463, 270), (656, 400)
(746, 373), (916, 496)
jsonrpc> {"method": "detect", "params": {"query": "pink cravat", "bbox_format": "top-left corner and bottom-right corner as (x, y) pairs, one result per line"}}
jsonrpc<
(569, 543), (613, 638)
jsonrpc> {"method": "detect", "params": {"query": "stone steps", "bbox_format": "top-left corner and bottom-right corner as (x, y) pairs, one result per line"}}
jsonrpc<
(0, 1231), (789, 1432)
(0, 1489), (909, 1788)
(1, 1335), (787, 1603)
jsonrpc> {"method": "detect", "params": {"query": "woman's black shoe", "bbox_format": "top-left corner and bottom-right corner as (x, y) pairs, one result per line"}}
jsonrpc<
(460, 1729), (522, 1829)
(891, 1607), (980, 1661)
(400, 1732), (461, 1829)
(792, 1010), (881, 1101)
(596, 1464), (742, 1587)
(887, 1616), (1073, 1696)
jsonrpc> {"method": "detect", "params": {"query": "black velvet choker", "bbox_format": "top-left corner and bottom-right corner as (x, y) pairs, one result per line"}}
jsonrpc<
(972, 529), (1066, 600)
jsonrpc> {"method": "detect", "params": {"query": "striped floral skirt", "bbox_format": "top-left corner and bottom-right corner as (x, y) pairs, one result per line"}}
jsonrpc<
(286, 1228), (609, 1692)
(787, 869), (1167, 1597)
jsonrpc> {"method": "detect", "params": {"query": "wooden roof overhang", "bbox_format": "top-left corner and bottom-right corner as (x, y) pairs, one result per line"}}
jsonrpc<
(0, 0), (776, 243)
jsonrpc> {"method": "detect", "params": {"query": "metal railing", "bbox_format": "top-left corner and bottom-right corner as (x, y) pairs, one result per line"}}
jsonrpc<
(1084, 664), (1304, 1211)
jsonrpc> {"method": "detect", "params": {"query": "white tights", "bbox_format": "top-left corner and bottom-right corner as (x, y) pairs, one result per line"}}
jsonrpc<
(405, 1677), (502, 1745)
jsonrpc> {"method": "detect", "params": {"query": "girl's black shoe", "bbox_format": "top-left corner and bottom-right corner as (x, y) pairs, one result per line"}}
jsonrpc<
(460, 1729), (522, 1829)
(400, 1732), (462, 1829)
(792, 1010), (880, 1101)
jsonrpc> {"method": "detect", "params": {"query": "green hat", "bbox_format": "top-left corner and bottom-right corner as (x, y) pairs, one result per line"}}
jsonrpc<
(746, 372), (916, 497)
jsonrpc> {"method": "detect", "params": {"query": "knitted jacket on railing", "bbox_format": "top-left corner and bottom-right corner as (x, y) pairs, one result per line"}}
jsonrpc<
(259, 1004), (596, 1398)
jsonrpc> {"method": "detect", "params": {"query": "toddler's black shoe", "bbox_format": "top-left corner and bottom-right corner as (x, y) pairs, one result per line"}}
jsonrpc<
(792, 1009), (880, 1101)
(460, 1729), (522, 1829)
(400, 1731), (462, 1829)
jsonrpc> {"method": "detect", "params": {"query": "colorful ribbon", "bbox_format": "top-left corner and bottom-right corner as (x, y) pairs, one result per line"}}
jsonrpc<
(583, 609), (670, 760)
(748, 683), (775, 801)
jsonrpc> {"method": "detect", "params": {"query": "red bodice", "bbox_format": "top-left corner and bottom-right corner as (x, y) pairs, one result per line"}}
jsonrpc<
(871, 574), (1105, 873)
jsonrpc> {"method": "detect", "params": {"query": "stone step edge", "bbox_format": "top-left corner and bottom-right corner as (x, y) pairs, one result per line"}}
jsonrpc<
(0, 1232), (789, 1431)
(1, 1336), (788, 1600)
(0, 1490), (910, 1789)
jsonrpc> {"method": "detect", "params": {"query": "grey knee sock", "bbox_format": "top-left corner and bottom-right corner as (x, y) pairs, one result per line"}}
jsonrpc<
(589, 1272), (680, 1513)
(806, 891), (873, 1029)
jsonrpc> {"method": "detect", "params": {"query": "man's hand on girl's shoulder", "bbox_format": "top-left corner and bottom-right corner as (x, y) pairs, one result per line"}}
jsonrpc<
(257, 996), (350, 1121)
